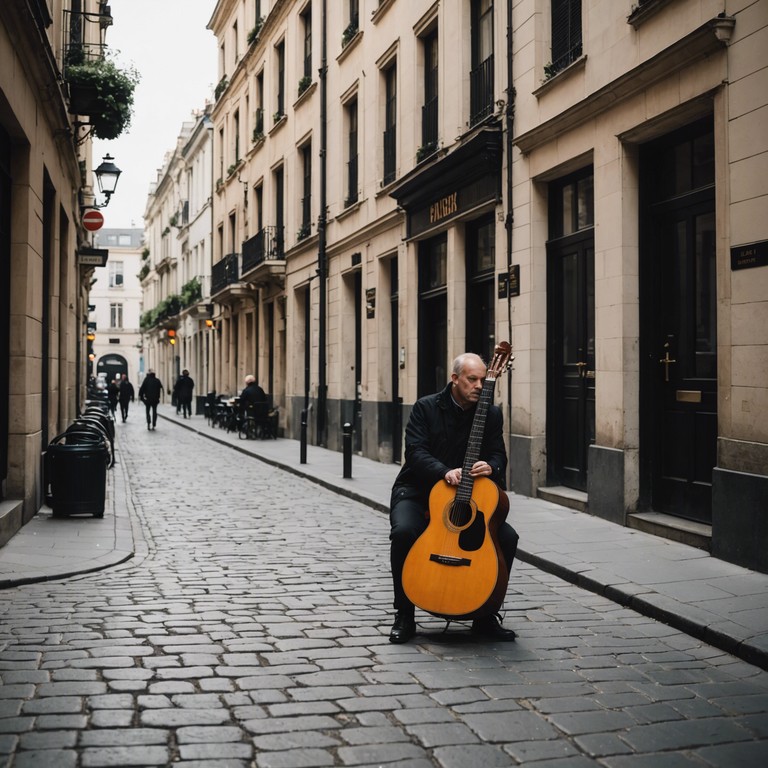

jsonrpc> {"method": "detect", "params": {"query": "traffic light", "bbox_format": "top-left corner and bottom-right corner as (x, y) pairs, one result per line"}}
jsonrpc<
(167, 329), (176, 346)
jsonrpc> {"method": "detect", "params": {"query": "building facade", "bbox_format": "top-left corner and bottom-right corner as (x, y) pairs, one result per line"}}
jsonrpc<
(204, 0), (767, 573)
(0, 0), (114, 542)
(89, 228), (144, 386)
(141, 107), (214, 403)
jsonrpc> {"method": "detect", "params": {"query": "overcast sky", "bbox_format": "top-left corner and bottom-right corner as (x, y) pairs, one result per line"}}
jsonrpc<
(92, 0), (218, 229)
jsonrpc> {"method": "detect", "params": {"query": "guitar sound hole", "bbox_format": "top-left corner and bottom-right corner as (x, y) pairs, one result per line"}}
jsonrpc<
(449, 500), (473, 527)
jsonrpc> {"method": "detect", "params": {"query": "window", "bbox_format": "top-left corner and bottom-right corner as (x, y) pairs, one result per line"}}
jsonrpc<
(108, 260), (123, 287)
(549, 169), (594, 238)
(551, 0), (582, 74)
(470, 0), (494, 126)
(421, 29), (438, 159)
(300, 143), (311, 239)
(234, 109), (241, 163)
(346, 98), (358, 206)
(383, 63), (397, 185)
(254, 71), (264, 140)
(301, 5), (312, 80)
(274, 165), (285, 255)
(343, 0), (359, 46)
(275, 40), (285, 121)
(109, 302), (123, 329)
(233, 19), (239, 63)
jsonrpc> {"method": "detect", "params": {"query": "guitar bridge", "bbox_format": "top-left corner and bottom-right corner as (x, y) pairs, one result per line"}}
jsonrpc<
(429, 554), (472, 567)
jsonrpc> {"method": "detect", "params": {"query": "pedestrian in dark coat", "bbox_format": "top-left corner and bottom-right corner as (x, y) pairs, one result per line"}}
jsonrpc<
(118, 374), (135, 422)
(106, 379), (119, 417)
(138, 370), (164, 430)
(173, 369), (195, 418)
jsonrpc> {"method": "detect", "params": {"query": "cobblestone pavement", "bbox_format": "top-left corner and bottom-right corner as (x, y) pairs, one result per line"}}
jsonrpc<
(1, 420), (767, 767)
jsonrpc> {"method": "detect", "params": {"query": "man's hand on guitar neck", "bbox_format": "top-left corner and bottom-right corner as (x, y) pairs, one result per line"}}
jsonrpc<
(444, 461), (493, 486)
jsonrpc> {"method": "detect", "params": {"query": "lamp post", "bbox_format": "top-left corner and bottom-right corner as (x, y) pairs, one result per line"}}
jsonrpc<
(92, 154), (122, 205)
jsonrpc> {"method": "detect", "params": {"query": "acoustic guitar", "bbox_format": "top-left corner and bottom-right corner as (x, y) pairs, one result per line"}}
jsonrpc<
(402, 342), (513, 620)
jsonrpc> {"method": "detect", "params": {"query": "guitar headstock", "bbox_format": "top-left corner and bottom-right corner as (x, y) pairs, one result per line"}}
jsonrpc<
(487, 341), (513, 379)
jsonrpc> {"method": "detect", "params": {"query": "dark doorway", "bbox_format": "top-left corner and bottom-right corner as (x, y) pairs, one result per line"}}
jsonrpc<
(640, 117), (717, 524)
(547, 169), (595, 491)
(96, 354), (128, 384)
(418, 234), (448, 398)
(353, 270), (362, 452)
(466, 215), (496, 360)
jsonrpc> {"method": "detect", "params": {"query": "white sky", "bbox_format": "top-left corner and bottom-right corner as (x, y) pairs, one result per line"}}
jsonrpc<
(92, 0), (218, 229)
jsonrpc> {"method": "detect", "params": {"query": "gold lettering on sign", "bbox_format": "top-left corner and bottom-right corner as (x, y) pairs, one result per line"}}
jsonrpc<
(429, 192), (458, 224)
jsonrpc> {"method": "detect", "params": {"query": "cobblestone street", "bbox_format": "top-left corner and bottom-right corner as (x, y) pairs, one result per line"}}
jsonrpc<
(1, 419), (767, 767)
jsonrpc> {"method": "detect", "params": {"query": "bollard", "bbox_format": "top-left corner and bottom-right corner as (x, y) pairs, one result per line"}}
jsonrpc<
(300, 408), (308, 464)
(343, 422), (352, 478)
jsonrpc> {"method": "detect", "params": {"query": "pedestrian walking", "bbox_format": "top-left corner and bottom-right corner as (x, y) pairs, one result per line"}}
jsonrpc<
(118, 373), (135, 422)
(388, 350), (519, 644)
(106, 378), (119, 417)
(173, 369), (195, 419)
(138, 369), (164, 430)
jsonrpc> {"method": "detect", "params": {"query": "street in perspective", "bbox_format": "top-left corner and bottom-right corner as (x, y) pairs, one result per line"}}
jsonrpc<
(1, 413), (767, 767)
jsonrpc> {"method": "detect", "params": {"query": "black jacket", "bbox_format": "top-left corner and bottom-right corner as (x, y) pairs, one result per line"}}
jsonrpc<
(174, 374), (195, 400)
(240, 382), (267, 408)
(118, 380), (134, 403)
(392, 381), (507, 505)
(138, 374), (163, 405)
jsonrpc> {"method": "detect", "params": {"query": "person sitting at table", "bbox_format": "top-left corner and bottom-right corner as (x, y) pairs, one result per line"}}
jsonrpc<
(240, 374), (267, 409)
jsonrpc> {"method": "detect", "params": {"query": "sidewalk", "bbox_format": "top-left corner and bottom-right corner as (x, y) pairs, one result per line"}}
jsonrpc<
(2, 403), (767, 672)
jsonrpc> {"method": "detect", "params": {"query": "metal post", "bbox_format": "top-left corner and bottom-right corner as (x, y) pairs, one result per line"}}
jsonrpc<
(342, 422), (352, 478)
(300, 408), (308, 464)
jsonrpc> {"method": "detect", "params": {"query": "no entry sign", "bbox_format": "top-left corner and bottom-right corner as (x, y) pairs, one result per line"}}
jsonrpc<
(82, 209), (104, 232)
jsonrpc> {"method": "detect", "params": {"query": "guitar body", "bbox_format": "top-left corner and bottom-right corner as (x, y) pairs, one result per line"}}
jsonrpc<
(402, 476), (509, 620)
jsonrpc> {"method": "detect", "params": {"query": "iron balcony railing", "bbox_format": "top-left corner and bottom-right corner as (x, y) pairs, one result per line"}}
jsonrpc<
(210, 252), (240, 295)
(469, 54), (494, 127)
(241, 226), (285, 274)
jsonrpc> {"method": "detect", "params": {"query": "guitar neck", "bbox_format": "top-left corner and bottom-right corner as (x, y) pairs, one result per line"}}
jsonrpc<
(456, 375), (497, 502)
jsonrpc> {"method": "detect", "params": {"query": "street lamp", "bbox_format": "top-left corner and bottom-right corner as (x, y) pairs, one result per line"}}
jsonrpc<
(93, 154), (122, 204)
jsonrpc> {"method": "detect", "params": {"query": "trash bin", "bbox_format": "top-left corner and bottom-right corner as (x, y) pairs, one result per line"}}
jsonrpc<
(44, 432), (110, 518)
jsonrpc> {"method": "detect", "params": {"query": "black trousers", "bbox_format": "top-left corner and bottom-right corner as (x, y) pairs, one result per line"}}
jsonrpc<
(179, 396), (192, 418)
(390, 486), (519, 614)
(119, 400), (130, 421)
(144, 401), (158, 427)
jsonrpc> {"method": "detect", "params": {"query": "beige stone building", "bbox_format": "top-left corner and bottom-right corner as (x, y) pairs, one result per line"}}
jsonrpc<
(206, 0), (766, 572)
(141, 107), (214, 404)
(0, 1), (123, 542)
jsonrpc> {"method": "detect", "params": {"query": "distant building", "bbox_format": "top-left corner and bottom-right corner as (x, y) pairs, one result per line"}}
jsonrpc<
(90, 229), (145, 386)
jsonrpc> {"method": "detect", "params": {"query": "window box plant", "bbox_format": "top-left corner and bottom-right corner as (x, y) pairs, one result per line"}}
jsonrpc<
(66, 56), (139, 140)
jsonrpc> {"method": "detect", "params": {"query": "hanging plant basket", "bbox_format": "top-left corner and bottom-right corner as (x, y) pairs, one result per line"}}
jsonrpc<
(65, 57), (140, 140)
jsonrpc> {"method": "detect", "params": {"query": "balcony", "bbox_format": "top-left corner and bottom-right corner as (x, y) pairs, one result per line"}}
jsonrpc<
(210, 253), (247, 302)
(240, 226), (286, 289)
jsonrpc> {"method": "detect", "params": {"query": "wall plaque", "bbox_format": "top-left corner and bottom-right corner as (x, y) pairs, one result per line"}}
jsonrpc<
(731, 241), (768, 271)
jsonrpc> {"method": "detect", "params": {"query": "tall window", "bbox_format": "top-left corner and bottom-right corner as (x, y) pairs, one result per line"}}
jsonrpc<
(383, 63), (397, 185)
(301, 5), (312, 79)
(234, 109), (241, 163)
(300, 143), (311, 238)
(275, 40), (285, 121)
(108, 260), (123, 287)
(274, 166), (284, 255)
(344, 0), (359, 45)
(551, 0), (582, 74)
(421, 29), (438, 158)
(109, 302), (123, 329)
(346, 98), (358, 206)
(470, 0), (494, 126)
(255, 71), (264, 138)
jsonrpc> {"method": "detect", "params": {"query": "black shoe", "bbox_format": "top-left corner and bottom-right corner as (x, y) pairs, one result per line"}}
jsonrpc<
(472, 613), (516, 641)
(389, 611), (416, 644)
(147, 423), (151, 430)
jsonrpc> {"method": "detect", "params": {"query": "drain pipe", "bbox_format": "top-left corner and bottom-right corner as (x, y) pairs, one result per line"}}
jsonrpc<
(317, 0), (328, 447)
(505, 0), (516, 486)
